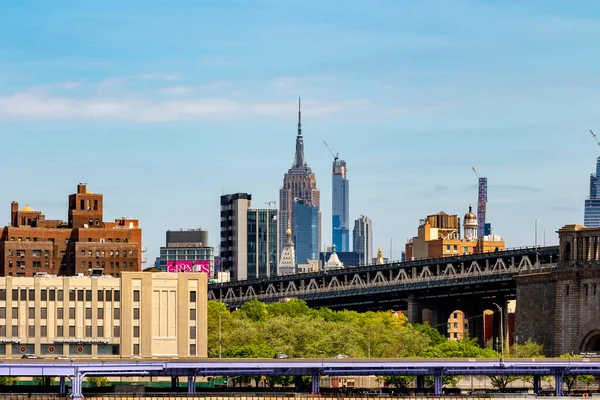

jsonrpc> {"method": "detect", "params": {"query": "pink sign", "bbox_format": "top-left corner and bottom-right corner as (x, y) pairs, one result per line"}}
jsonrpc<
(166, 260), (210, 274)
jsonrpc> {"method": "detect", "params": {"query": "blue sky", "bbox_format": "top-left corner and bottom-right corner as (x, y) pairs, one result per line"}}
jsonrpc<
(1, 0), (600, 264)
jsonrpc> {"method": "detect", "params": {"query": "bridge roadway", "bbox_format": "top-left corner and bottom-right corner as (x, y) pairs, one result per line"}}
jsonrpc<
(4, 357), (600, 397)
(209, 246), (560, 309)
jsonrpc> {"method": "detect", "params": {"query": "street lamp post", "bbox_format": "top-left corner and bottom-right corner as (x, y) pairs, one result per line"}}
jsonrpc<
(493, 302), (505, 364)
(534, 219), (539, 247)
(218, 313), (222, 358)
(390, 237), (395, 263)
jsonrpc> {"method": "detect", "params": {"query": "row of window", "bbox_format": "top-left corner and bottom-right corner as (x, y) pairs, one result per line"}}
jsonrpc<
(1, 306), (128, 320)
(5, 237), (130, 243)
(80, 249), (135, 258)
(0, 324), (120, 338)
(0, 288), (121, 302)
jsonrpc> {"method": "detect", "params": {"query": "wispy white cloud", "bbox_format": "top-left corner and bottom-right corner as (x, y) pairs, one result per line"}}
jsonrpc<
(159, 86), (194, 95)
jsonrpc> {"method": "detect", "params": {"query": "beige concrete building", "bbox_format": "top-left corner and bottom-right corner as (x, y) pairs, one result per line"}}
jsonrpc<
(0, 272), (207, 359)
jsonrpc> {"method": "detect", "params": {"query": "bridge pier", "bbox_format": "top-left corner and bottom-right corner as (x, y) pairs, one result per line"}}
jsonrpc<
(187, 375), (197, 394)
(433, 372), (443, 396)
(416, 375), (425, 392)
(555, 372), (564, 396)
(71, 371), (83, 399)
(533, 375), (541, 394)
(171, 376), (179, 392)
(311, 373), (320, 394)
(59, 376), (66, 396)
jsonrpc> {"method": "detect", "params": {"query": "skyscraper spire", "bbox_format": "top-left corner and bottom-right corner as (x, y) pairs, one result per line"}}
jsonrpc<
(292, 97), (306, 169)
(297, 96), (302, 137)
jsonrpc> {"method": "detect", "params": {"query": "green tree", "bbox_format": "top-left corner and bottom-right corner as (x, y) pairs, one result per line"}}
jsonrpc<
(87, 377), (110, 387)
(33, 376), (55, 386)
(0, 377), (18, 386)
(511, 339), (544, 357)
(412, 323), (446, 346)
(222, 344), (276, 358)
(239, 299), (269, 322)
(578, 375), (595, 391)
(559, 353), (595, 393)
(488, 375), (519, 391)
(424, 338), (499, 358)
(380, 376), (415, 388)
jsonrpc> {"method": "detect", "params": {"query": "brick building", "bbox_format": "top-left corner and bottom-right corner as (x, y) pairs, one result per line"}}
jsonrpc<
(0, 184), (144, 277)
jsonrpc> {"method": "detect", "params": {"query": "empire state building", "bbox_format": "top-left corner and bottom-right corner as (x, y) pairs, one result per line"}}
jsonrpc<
(279, 99), (321, 267)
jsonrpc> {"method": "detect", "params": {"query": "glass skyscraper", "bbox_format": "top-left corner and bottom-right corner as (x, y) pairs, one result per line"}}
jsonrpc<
(293, 199), (319, 265)
(246, 209), (279, 279)
(585, 157), (600, 227)
(353, 215), (373, 266)
(332, 159), (350, 252)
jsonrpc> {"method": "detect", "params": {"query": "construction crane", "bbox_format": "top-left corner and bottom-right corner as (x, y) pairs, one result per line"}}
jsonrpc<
(591, 130), (600, 146)
(265, 201), (276, 210)
(471, 166), (479, 179)
(323, 141), (339, 162)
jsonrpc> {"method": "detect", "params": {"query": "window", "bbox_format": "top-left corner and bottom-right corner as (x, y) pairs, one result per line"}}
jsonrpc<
(32, 250), (41, 257)
(98, 290), (104, 302)
(190, 309), (196, 321)
(44, 250), (49, 258)
(566, 285), (570, 296)
(0, 290), (5, 301)
(41, 308), (47, 319)
(68, 290), (75, 301)
(446, 245), (450, 251)
(32, 258), (41, 266)
(57, 325), (64, 337)
(85, 308), (92, 319)
(133, 326), (140, 338)
(85, 290), (92, 302)
(40, 326), (47, 337)
(28, 325), (35, 337)
(85, 326), (92, 337)
(11, 290), (17, 301)
(28, 308), (35, 319)
(113, 325), (121, 337)
(11, 307), (17, 318)
(20, 289), (26, 300)
(69, 308), (75, 319)
(77, 290), (83, 301)
(57, 308), (64, 319)
(190, 291), (197, 303)
(114, 290), (120, 301)
(11, 326), (18, 337)
(189, 344), (196, 356)
(133, 290), (140, 302)
(133, 308), (140, 320)
(190, 326), (196, 339)
(57, 290), (63, 301)
(49, 290), (55, 301)
(114, 308), (120, 319)
(41, 290), (47, 301)
(69, 326), (75, 337)
(453, 312), (458, 319)
(0, 325), (5, 336)
(106, 291), (112, 302)
(97, 308), (104, 319)
(133, 344), (140, 355)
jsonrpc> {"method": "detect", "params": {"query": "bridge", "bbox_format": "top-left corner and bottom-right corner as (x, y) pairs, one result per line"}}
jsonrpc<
(209, 246), (559, 340)
(5, 358), (599, 398)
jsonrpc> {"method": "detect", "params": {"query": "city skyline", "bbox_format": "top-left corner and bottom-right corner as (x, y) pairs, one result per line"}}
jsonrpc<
(2, 1), (600, 264)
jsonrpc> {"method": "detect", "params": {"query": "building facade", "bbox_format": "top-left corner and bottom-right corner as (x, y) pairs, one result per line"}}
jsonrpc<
(0, 184), (144, 278)
(279, 99), (321, 256)
(405, 207), (505, 260)
(292, 198), (319, 266)
(220, 193), (251, 281)
(279, 224), (296, 275)
(332, 159), (350, 252)
(246, 208), (279, 279)
(159, 229), (214, 276)
(584, 157), (600, 227)
(0, 272), (207, 358)
(353, 216), (373, 266)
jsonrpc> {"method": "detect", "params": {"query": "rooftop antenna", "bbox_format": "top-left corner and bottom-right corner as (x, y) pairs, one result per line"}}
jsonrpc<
(590, 130), (600, 146)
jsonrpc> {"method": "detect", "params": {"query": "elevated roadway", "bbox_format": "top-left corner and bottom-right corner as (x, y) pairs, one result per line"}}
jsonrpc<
(6, 357), (597, 397)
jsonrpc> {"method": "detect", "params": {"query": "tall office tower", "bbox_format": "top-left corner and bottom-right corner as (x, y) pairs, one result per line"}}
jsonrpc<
(332, 158), (350, 251)
(220, 193), (251, 281)
(477, 177), (488, 238)
(279, 98), (321, 257)
(353, 215), (373, 266)
(159, 229), (214, 276)
(246, 208), (279, 279)
(292, 199), (319, 266)
(584, 157), (600, 227)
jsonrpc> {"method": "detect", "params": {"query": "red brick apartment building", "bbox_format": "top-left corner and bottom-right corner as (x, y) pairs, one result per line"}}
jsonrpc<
(0, 184), (144, 277)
